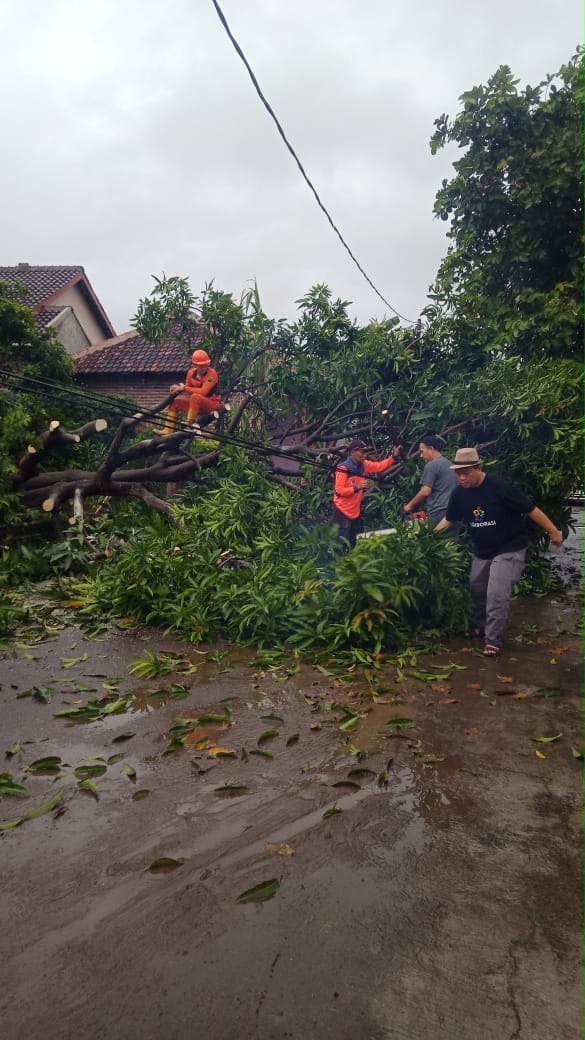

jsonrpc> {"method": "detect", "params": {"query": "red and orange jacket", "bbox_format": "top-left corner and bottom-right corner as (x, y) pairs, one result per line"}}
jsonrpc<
(333, 455), (397, 519)
(183, 366), (221, 408)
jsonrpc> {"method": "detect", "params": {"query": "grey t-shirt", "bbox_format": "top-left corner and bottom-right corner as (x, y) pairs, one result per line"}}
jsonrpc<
(421, 455), (459, 523)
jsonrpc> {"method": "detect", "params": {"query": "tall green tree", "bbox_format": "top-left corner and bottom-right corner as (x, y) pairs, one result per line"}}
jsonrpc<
(427, 48), (582, 365)
(0, 280), (76, 519)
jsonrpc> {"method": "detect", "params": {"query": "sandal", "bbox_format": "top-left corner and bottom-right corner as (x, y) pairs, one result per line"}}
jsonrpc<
(483, 644), (499, 657)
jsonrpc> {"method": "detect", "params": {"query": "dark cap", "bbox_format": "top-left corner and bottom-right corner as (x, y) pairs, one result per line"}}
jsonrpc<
(348, 439), (371, 453)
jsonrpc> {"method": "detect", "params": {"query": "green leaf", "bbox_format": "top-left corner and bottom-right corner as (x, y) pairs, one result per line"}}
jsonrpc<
(60, 653), (88, 668)
(214, 784), (249, 797)
(0, 777), (29, 797)
(147, 857), (184, 873)
(286, 734), (300, 747)
(74, 764), (107, 779)
(78, 779), (99, 799)
(101, 698), (128, 716)
(533, 733), (563, 743)
(0, 817), (23, 831)
(332, 780), (360, 790)
(5, 743), (21, 757)
(26, 756), (63, 773)
(257, 729), (279, 744)
(338, 716), (359, 732)
(236, 878), (280, 903)
(22, 788), (66, 819)
(249, 748), (273, 759)
(533, 687), (561, 698)
(197, 713), (231, 724)
(132, 789), (151, 800)
(122, 763), (137, 779)
(323, 806), (342, 818)
(107, 753), (125, 765)
(32, 686), (57, 703)
(385, 718), (414, 730)
(570, 746), (583, 760)
(112, 732), (136, 743)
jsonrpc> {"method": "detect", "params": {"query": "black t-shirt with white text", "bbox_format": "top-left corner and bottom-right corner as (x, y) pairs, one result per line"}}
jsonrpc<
(445, 475), (535, 559)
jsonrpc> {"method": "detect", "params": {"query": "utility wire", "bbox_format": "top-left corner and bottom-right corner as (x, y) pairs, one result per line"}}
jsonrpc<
(210, 0), (418, 325)
(0, 368), (337, 471)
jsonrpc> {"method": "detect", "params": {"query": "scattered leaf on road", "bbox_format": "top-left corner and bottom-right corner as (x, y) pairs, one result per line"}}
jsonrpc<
(236, 878), (280, 903)
(214, 784), (249, 797)
(147, 857), (184, 873)
(0, 774), (29, 797)
(496, 676), (514, 684)
(112, 732), (136, 743)
(207, 747), (237, 758)
(264, 842), (294, 856)
(257, 730), (279, 744)
(533, 733), (563, 744)
(78, 779), (99, 799)
(22, 789), (66, 819)
(535, 750), (546, 759)
(385, 718), (414, 730)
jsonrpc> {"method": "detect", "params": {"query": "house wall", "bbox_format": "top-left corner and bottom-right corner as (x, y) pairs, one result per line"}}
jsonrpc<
(50, 307), (91, 354)
(76, 373), (183, 412)
(54, 285), (107, 345)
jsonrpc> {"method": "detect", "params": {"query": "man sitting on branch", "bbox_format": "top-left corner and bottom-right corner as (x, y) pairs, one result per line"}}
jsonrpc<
(159, 349), (221, 434)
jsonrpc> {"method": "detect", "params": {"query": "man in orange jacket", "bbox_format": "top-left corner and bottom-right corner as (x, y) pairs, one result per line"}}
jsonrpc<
(159, 349), (221, 434)
(332, 439), (402, 547)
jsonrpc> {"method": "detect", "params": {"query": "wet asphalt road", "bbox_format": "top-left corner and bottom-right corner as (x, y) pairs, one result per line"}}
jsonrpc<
(0, 527), (582, 1040)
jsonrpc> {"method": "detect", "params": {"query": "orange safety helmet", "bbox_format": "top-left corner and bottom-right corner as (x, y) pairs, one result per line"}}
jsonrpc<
(191, 349), (211, 365)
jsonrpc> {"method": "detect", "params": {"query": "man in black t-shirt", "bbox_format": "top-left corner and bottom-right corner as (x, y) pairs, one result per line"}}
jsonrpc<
(435, 448), (563, 657)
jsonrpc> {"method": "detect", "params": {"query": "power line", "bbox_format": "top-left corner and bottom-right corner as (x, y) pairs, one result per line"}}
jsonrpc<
(0, 368), (336, 471)
(210, 0), (418, 325)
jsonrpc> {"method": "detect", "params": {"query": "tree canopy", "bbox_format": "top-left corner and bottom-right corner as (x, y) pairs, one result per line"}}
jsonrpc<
(427, 48), (582, 365)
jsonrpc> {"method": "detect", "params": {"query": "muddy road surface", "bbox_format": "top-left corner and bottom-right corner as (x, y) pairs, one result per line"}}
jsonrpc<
(1, 582), (582, 1038)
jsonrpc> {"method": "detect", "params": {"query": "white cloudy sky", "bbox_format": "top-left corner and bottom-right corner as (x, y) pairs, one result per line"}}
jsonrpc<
(1, 0), (579, 334)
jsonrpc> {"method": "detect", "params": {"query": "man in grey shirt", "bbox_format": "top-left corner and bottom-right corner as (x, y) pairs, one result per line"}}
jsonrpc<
(403, 434), (458, 527)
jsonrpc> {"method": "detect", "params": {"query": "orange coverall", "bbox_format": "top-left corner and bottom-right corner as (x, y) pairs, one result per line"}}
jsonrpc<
(168, 366), (221, 423)
(333, 456), (398, 519)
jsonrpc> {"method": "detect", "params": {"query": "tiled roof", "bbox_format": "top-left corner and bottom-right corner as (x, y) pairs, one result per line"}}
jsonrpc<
(74, 325), (208, 374)
(0, 264), (116, 338)
(0, 265), (84, 307)
(34, 306), (67, 329)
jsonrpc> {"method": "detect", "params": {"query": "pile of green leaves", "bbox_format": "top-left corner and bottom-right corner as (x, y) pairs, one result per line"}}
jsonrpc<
(72, 453), (471, 651)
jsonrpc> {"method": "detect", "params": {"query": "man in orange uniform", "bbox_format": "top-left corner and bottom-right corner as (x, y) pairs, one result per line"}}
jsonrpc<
(332, 439), (402, 547)
(159, 349), (221, 434)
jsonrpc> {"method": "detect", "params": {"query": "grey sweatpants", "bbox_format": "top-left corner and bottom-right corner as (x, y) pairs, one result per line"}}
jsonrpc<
(469, 548), (527, 648)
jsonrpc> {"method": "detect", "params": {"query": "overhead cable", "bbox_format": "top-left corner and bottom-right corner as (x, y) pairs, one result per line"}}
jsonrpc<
(210, 0), (418, 325)
(0, 368), (336, 471)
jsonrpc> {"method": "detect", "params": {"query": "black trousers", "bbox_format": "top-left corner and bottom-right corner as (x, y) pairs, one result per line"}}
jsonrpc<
(331, 506), (364, 548)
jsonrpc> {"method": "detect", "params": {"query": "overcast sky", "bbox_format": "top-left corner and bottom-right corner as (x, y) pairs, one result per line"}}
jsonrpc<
(1, 0), (579, 335)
